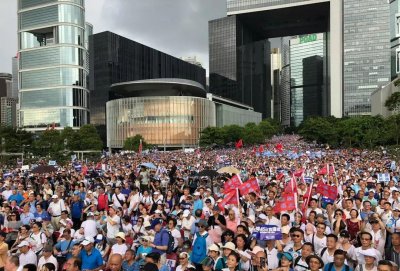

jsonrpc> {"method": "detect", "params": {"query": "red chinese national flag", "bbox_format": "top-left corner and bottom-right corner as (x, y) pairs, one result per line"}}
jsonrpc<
(274, 192), (296, 213)
(239, 177), (260, 195)
(318, 165), (328, 175)
(224, 174), (242, 193)
(259, 145), (264, 153)
(316, 180), (325, 194)
(284, 175), (298, 194)
(235, 139), (243, 149)
(218, 190), (239, 211)
(276, 172), (284, 180)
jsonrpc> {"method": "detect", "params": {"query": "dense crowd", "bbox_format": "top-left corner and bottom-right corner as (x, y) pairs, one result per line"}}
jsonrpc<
(0, 135), (399, 271)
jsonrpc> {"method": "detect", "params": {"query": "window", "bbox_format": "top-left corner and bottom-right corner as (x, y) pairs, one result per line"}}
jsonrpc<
(396, 48), (400, 74)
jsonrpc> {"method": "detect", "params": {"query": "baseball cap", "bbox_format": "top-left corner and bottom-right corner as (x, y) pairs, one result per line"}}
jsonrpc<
(17, 241), (30, 248)
(278, 252), (294, 261)
(81, 236), (95, 246)
(182, 210), (191, 218)
(150, 219), (163, 229)
(51, 195), (58, 199)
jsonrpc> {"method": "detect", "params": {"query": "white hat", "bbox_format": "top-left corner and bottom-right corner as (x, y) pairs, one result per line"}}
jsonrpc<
(359, 248), (378, 259)
(154, 191), (160, 195)
(141, 235), (153, 242)
(258, 213), (267, 220)
(155, 210), (162, 214)
(17, 241), (29, 248)
(182, 209), (191, 218)
(281, 225), (290, 235)
(81, 236), (95, 246)
(87, 190), (93, 194)
(115, 232), (126, 241)
(96, 234), (103, 241)
(193, 192), (201, 196)
(247, 216), (255, 224)
(51, 195), (58, 199)
(221, 241), (236, 251)
(208, 244), (220, 252)
(251, 246), (265, 255)
(87, 212), (94, 217)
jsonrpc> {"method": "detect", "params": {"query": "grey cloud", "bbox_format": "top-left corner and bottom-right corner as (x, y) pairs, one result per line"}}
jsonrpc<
(0, 0), (226, 74)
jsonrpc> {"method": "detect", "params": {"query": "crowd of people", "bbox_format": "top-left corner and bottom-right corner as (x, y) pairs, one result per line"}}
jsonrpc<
(0, 135), (398, 271)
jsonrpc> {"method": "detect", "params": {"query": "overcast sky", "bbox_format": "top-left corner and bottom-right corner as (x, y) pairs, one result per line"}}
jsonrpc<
(0, 0), (226, 74)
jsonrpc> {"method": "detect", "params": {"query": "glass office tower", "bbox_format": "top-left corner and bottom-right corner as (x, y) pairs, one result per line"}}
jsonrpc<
(343, 0), (390, 116)
(18, 0), (90, 130)
(290, 33), (326, 126)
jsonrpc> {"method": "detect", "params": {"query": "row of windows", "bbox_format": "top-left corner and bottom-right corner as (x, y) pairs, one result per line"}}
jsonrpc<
(20, 67), (87, 89)
(20, 88), (88, 109)
(20, 46), (84, 69)
(19, 0), (83, 9)
(21, 108), (88, 128)
(19, 3), (84, 30)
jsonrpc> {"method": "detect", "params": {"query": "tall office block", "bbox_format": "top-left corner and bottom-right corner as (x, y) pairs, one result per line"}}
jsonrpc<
(290, 33), (327, 126)
(343, 0), (391, 116)
(11, 57), (19, 99)
(211, 0), (394, 121)
(18, 0), (90, 130)
(89, 31), (206, 128)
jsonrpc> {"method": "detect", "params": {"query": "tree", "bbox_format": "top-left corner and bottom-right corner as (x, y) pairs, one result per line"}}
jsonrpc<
(242, 123), (264, 144)
(385, 114), (400, 145)
(76, 125), (103, 150)
(385, 92), (400, 112)
(220, 125), (244, 144)
(123, 134), (148, 151)
(258, 120), (277, 139)
(199, 127), (224, 146)
(298, 117), (338, 145)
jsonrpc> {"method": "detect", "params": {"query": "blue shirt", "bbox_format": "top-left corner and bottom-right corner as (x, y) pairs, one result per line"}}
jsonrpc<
(80, 247), (103, 270)
(324, 263), (352, 271)
(71, 200), (84, 219)
(55, 239), (76, 259)
(136, 245), (152, 266)
(193, 199), (203, 215)
(20, 212), (35, 225)
(153, 229), (169, 255)
(8, 194), (24, 205)
(34, 211), (50, 221)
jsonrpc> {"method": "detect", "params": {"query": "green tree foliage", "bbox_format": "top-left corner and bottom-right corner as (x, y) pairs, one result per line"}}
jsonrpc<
(76, 125), (103, 150)
(199, 119), (278, 147)
(123, 134), (149, 151)
(299, 115), (396, 148)
(385, 92), (400, 111)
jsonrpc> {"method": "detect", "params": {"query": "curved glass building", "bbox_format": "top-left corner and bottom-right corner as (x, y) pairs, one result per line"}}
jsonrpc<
(18, 0), (90, 130)
(107, 79), (216, 148)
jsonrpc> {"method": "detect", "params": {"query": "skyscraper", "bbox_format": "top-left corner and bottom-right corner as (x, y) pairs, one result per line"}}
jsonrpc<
(210, 0), (392, 122)
(18, 0), (90, 130)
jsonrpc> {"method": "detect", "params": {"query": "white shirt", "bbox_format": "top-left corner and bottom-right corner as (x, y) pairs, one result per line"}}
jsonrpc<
(319, 248), (334, 264)
(111, 243), (128, 256)
(112, 193), (126, 208)
(266, 247), (279, 269)
(107, 215), (121, 239)
(306, 234), (326, 253)
(29, 232), (47, 253)
(370, 230), (386, 255)
(19, 250), (37, 267)
(128, 193), (140, 213)
(294, 257), (309, 271)
(48, 199), (66, 216)
(38, 255), (58, 270)
(81, 219), (98, 238)
(181, 216), (196, 239)
(170, 228), (181, 250)
(2, 190), (12, 200)
(265, 216), (281, 227)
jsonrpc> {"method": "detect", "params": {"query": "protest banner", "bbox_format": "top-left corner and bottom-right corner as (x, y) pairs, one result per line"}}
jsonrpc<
(224, 174), (242, 193)
(252, 225), (282, 241)
(377, 173), (391, 183)
(239, 177), (260, 195)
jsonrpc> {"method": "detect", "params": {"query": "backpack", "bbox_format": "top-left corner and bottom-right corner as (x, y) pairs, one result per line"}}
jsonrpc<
(191, 232), (208, 264)
(320, 247), (328, 258)
(165, 230), (175, 254)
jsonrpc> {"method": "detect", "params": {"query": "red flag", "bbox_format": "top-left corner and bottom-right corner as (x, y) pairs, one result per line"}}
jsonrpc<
(284, 175), (298, 194)
(275, 143), (283, 153)
(138, 139), (143, 154)
(239, 177), (260, 195)
(293, 168), (304, 177)
(259, 145), (264, 153)
(235, 139), (243, 149)
(218, 189), (239, 211)
(276, 172), (284, 180)
(95, 162), (102, 170)
(301, 184), (313, 222)
(82, 165), (88, 175)
(316, 181), (338, 200)
(318, 165), (328, 175)
(274, 192), (296, 213)
(329, 164), (335, 176)
(224, 174), (242, 193)
(252, 147), (257, 154)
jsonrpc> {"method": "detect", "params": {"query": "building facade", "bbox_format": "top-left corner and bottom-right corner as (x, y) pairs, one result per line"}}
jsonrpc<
(290, 33), (327, 126)
(11, 57), (19, 100)
(89, 31), (207, 129)
(107, 79), (215, 148)
(0, 98), (18, 128)
(343, 0), (391, 116)
(211, 0), (394, 121)
(18, 0), (90, 130)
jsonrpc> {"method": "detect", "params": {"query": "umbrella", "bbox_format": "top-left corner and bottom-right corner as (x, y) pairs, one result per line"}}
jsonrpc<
(217, 166), (240, 175)
(31, 165), (57, 174)
(198, 169), (219, 178)
(140, 162), (157, 169)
